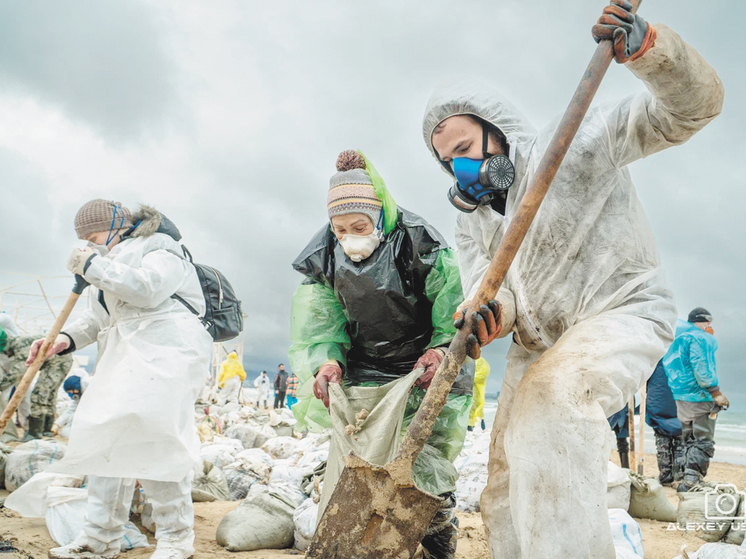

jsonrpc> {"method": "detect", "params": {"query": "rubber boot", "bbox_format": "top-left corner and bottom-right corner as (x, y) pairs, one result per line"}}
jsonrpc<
(21, 416), (43, 442)
(655, 433), (674, 485)
(43, 414), (56, 437)
(673, 437), (686, 481)
(467, 426), (474, 432)
(421, 493), (458, 559)
(617, 437), (630, 469)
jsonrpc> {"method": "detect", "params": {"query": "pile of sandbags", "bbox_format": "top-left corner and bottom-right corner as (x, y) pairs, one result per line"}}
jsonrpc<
(4, 440), (66, 491)
(453, 428), (491, 512)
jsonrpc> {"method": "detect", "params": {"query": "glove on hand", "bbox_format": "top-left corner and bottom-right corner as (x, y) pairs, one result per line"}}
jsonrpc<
(592, 0), (656, 64)
(67, 247), (95, 276)
(453, 300), (501, 359)
(26, 334), (70, 366)
(313, 362), (343, 409)
(413, 348), (445, 390)
(710, 390), (730, 410)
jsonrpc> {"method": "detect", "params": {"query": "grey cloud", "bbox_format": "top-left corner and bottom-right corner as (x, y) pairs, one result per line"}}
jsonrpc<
(0, 1), (179, 141)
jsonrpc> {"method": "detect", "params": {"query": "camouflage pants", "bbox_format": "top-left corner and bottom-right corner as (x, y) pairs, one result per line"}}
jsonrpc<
(30, 354), (73, 417)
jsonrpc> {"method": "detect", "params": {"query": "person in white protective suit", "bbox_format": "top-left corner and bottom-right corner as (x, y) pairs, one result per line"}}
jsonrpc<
(421, 3), (723, 557)
(254, 370), (271, 409)
(27, 199), (212, 559)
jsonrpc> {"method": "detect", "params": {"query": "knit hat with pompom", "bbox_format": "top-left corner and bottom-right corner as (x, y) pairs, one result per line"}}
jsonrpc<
(327, 150), (383, 227)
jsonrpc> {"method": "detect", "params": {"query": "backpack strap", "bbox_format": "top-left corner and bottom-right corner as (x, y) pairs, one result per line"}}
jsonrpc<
(171, 243), (200, 317)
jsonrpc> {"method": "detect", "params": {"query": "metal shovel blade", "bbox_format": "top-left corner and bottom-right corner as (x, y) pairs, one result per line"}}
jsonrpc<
(306, 452), (443, 559)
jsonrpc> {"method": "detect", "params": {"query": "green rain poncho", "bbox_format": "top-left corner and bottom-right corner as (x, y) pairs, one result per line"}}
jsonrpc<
(289, 153), (472, 496)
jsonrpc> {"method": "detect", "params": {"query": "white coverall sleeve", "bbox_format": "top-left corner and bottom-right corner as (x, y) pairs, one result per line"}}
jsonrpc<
(63, 296), (108, 351)
(455, 214), (516, 337)
(83, 250), (188, 309)
(604, 24), (724, 168)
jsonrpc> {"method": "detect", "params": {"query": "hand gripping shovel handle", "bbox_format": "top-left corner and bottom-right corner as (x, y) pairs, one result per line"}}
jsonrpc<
(394, 0), (643, 472)
(0, 275), (88, 432)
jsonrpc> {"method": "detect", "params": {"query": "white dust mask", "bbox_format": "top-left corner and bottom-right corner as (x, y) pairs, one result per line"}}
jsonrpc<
(87, 241), (109, 256)
(339, 232), (381, 262)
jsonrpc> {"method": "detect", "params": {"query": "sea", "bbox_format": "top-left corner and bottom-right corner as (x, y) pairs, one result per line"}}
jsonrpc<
(482, 402), (746, 466)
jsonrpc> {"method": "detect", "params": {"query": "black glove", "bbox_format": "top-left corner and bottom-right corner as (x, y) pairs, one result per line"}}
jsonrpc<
(592, 0), (654, 64)
(453, 300), (501, 359)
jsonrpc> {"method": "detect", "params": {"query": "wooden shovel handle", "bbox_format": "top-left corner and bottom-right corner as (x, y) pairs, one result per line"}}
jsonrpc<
(396, 1), (643, 469)
(0, 275), (87, 431)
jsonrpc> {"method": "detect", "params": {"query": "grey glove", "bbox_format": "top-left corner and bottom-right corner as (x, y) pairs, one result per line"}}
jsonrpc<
(592, 0), (652, 63)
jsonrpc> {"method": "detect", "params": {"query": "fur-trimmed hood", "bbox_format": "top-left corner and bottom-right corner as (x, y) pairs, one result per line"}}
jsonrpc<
(124, 205), (182, 242)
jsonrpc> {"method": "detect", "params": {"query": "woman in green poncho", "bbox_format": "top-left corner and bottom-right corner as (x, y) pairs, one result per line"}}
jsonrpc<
(289, 150), (473, 559)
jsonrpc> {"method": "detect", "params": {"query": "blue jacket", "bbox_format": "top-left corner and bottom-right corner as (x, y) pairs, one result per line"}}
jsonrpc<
(662, 319), (718, 403)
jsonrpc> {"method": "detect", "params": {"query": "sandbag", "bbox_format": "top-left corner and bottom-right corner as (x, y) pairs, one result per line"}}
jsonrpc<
(608, 508), (644, 558)
(262, 437), (302, 460)
(225, 423), (275, 449)
(4, 472), (83, 518)
(320, 368), (422, 518)
(628, 473), (677, 522)
(678, 484), (737, 543)
(724, 494), (746, 546)
(199, 437), (243, 469)
(607, 462), (631, 511)
(224, 465), (259, 501)
(45, 486), (148, 550)
(674, 543), (746, 559)
(293, 498), (319, 551)
(0, 443), (10, 489)
(191, 461), (230, 502)
(4, 440), (66, 492)
(216, 485), (299, 551)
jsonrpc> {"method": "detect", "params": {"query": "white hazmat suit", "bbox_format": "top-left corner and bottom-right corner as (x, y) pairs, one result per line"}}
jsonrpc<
(51, 206), (212, 559)
(254, 374), (271, 408)
(422, 25), (723, 558)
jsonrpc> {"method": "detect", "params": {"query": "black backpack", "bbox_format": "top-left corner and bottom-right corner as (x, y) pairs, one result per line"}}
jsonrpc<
(172, 246), (244, 342)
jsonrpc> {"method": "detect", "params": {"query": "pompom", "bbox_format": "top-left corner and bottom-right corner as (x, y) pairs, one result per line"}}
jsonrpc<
(336, 150), (366, 172)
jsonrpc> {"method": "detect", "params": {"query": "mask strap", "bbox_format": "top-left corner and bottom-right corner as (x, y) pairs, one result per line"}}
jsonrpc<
(482, 124), (491, 160)
(375, 209), (385, 239)
(105, 205), (125, 246)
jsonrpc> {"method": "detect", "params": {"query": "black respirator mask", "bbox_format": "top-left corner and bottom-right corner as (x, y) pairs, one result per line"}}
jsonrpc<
(443, 124), (515, 213)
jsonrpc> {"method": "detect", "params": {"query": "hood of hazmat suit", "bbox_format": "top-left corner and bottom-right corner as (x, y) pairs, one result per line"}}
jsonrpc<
(51, 205), (212, 482)
(423, 25), (722, 355)
(663, 319), (719, 403)
(218, 352), (247, 388)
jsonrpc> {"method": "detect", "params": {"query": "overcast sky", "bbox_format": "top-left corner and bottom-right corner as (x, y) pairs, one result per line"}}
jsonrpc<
(1, 1), (743, 409)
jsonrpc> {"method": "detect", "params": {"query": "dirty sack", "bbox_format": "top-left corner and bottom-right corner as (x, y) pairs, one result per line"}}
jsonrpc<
(319, 367), (423, 520)
(628, 472), (677, 522)
(678, 483), (738, 542)
(0, 443), (10, 489)
(724, 494), (746, 546)
(293, 497), (319, 551)
(608, 508), (644, 559)
(224, 423), (275, 450)
(191, 461), (230, 502)
(4, 472), (83, 517)
(45, 485), (149, 550)
(216, 483), (305, 551)
(607, 462), (631, 511)
(674, 542), (746, 558)
(4, 440), (66, 491)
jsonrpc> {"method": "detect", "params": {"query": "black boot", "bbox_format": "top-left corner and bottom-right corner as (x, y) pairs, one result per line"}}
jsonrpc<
(421, 493), (458, 559)
(467, 426), (474, 432)
(21, 416), (43, 442)
(673, 437), (686, 482)
(42, 415), (55, 437)
(617, 437), (630, 469)
(655, 433), (674, 485)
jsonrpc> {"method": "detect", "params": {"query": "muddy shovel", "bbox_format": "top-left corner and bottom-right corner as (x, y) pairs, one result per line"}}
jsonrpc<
(306, 3), (642, 557)
(0, 275), (87, 432)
